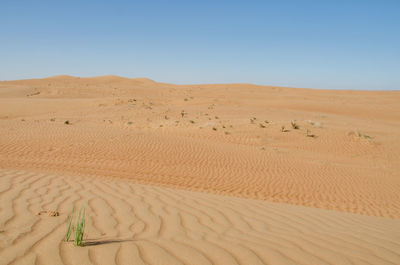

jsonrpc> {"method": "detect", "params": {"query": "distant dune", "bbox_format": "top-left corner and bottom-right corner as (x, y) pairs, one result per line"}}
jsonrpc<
(0, 76), (399, 264)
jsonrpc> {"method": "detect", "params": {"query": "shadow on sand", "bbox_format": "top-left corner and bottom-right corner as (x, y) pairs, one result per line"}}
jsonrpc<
(82, 238), (135, 246)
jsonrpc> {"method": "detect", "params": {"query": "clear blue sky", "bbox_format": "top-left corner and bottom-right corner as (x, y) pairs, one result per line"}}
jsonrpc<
(1, 0), (399, 89)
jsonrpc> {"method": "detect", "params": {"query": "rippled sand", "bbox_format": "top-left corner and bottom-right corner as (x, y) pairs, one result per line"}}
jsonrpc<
(0, 76), (399, 264)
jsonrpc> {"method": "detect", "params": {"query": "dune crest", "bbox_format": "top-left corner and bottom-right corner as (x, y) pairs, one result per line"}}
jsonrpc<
(44, 75), (78, 79)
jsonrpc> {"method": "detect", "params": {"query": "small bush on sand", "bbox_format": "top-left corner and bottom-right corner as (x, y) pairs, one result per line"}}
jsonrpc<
(291, 121), (299, 129)
(356, 131), (372, 139)
(306, 129), (316, 138)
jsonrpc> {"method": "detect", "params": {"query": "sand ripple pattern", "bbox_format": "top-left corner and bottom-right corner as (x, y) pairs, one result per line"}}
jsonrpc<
(1, 122), (399, 218)
(0, 169), (399, 265)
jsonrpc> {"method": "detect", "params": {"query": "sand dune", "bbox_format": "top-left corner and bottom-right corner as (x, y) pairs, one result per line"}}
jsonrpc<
(0, 76), (400, 264)
(1, 121), (400, 219)
(1, 76), (400, 217)
(0, 169), (399, 265)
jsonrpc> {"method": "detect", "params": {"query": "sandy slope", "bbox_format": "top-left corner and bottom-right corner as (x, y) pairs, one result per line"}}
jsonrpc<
(0, 76), (400, 264)
(0, 169), (399, 265)
(1, 76), (399, 218)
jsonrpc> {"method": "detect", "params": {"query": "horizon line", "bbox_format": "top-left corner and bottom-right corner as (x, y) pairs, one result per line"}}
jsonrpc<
(1, 74), (399, 92)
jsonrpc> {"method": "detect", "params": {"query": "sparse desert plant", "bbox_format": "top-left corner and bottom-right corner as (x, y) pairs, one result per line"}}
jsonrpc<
(259, 123), (266, 128)
(65, 207), (74, 242)
(27, 91), (41, 97)
(306, 120), (322, 128)
(224, 131), (230, 135)
(181, 110), (186, 118)
(184, 98), (188, 101)
(264, 120), (269, 124)
(215, 116), (219, 119)
(74, 207), (86, 247)
(65, 206), (86, 246)
(189, 120), (195, 124)
(291, 121), (299, 129)
(356, 131), (372, 139)
(64, 120), (70, 125)
(306, 129), (316, 138)
(348, 130), (373, 140)
(212, 127), (217, 131)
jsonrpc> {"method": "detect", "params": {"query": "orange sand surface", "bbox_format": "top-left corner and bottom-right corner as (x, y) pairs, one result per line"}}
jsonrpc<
(0, 76), (399, 264)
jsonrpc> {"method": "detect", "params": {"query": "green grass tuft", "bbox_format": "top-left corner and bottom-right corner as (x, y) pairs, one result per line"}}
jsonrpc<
(64, 206), (86, 246)
(74, 207), (86, 247)
(65, 206), (74, 242)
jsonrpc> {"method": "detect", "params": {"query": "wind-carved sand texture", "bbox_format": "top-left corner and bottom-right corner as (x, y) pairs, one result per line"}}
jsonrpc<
(0, 76), (400, 264)
(1, 169), (400, 265)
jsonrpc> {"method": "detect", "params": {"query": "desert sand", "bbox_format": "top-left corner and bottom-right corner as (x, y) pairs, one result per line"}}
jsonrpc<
(0, 75), (399, 264)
